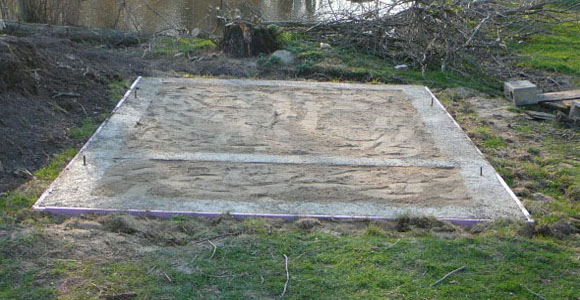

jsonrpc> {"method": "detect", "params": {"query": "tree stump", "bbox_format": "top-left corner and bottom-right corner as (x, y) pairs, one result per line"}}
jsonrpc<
(221, 20), (278, 57)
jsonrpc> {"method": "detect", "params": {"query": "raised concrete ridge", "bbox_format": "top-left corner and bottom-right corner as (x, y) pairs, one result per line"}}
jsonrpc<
(34, 77), (532, 224)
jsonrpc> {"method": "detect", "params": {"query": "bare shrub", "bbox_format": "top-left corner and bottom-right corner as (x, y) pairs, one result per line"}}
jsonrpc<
(302, 0), (577, 79)
(25, 0), (84, 25)
(1, 0), (84, 25)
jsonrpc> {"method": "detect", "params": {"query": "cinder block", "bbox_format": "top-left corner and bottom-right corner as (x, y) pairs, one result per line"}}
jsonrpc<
(570, 101), (580, 121)
(504, 80), (539, 106)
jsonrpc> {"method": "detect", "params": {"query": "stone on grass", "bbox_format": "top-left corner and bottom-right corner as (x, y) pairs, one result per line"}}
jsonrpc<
(394, 64), (409, 71)
(531, 192), (553, 202)
(320, 42), (331, 49)
(270, 50), (295, 66)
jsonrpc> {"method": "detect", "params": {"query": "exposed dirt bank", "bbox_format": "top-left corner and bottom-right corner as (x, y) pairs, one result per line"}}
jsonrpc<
(0, 34), (263, 193)
(0, 35), (146, 192)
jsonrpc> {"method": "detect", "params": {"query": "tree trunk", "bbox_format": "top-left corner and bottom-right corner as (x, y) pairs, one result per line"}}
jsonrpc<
(221, 20), (278, 58)
(18, 0), (28, 22)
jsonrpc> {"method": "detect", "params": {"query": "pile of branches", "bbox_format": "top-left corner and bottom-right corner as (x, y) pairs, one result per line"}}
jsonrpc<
(302, 0), (576, 79)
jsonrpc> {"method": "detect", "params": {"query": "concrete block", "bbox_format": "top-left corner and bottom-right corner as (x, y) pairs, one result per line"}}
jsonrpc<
(504, 80), (539, 106)
(570, 101), (580, 121)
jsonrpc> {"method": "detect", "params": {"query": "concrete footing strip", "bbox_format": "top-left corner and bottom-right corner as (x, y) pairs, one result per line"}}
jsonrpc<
(33, 76), (143, 210)
(425, 87), (534, 224)
(148, 152), (457, 169)
(34, 206), (492, 226)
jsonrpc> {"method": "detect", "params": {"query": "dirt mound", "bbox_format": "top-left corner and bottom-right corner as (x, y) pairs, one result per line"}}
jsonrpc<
(0, 37), (41, 94)
(0, 35), (147, 192)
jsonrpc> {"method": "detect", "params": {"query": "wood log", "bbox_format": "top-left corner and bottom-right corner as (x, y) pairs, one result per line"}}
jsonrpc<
(1, 21), (152, 45)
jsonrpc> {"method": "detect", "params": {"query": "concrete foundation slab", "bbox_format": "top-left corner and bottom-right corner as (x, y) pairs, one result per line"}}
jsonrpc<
(34, 77), (532, 223)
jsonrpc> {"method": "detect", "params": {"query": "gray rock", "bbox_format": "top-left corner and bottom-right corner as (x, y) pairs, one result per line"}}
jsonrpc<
(191, 27), (201, 37)
(394, 64), (409, 71)
(531, 192), (553, 202)
(270, 50), (295, 66)
(64, 220), (104, 231)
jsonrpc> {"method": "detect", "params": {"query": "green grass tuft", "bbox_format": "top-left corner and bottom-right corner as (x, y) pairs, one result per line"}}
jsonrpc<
(107, 81), (127, 105)
(69, 118), (98, 140)
(365, 224), (386, 236)
(34, 148), (77, 181)
(0, 193), (36, 215)
(153, 37), (216, 56)
(482, 136), (507, 149)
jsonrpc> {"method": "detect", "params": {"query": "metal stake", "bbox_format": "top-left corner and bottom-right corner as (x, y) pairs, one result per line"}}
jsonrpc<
(480, 166), (483, 176)
(83, 155), (86, 166)
(431, 97), (434, 107)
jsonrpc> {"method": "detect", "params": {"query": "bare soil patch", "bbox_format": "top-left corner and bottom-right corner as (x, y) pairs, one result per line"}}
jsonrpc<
(0, 35), (148, 192)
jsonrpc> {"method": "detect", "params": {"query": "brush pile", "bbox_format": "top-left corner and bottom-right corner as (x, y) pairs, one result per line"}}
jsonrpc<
(301, 0), (576, 77)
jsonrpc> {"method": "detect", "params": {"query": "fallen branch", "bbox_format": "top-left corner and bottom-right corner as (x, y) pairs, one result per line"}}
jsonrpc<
(521, 285), (547, 300)
(52, 92), (81, 98)
(386, 239), (400, 249)
(102, 293), (138, 300)
(48, 101), (69, 115)
(280, 254), (289, 298)
(208, 240), (217, 259)
(430, 266), (467, 287)
(192, 232), (241, 244)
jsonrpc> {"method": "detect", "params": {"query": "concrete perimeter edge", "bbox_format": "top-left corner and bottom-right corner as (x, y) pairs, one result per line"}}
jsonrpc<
(35, 206), (489, 226)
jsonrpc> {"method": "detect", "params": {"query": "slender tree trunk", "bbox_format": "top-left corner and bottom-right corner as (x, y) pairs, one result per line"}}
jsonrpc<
(18, 0), (28, 22)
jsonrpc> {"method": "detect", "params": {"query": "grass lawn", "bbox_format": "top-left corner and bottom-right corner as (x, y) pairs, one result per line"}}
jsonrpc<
(1, 216), (579, 300)
(515, 21), (580, 79)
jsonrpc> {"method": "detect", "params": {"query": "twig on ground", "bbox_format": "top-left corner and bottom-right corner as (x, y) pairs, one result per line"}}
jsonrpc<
(280, 254), (290, 298)
(192, 232), (241, 244)
(102, 293), (137, 300)
(52, 92), (81, 98)
(522, 285), (547, 300)
(386, 239), (401, 249)
(48, 101), (69, 115)
(430, 266), (467, 287)
(163, 272), (172, 282)
(208, 240), (217, 259)
(74, 100), (88, 116)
